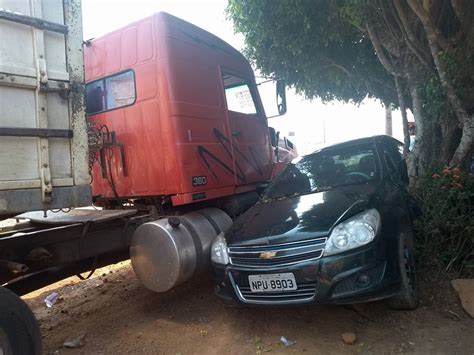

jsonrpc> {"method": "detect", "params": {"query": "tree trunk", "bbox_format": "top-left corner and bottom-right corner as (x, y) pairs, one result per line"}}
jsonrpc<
(408, 0), (473, 167)
(441, 120), (463, 166)
(407, 80), (427, 177)
(385, 105), (393, 136)
(394, 76), (411, 155)
(450, 115), (474, 167)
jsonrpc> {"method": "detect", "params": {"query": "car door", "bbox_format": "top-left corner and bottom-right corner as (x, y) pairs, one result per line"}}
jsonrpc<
(221, 71), (272, 185)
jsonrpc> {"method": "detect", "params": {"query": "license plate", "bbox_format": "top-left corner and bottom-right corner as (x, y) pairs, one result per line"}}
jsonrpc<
(248, 273), (297, 293)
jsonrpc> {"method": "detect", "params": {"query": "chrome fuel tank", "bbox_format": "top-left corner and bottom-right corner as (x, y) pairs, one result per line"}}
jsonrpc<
(130, 208), (232, 292)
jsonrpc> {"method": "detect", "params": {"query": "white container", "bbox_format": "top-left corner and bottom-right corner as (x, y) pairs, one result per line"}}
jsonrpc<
(0, 0), (91, 215)
(44, 292), (59, 307)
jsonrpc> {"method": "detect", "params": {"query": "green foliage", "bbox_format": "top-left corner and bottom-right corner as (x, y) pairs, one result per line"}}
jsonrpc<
(226, 0), (396, 104)
(414, 168), (474, 276)
(338, 0), (365, 29)
(418, 73), (446, 125)
(227, 0), (473, 169)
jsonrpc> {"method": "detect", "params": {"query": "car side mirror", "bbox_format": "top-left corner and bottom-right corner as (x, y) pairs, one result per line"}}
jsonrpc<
(276, 80), (287, 116)
(398, 160), (409, 185)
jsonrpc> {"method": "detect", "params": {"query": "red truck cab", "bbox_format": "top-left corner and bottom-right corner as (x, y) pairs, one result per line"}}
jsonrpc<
(85, 12), (280, 207)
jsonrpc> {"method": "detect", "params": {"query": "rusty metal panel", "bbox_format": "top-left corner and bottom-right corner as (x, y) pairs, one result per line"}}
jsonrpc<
(0, 0), (91, 215)
(64, 0), (90, 187)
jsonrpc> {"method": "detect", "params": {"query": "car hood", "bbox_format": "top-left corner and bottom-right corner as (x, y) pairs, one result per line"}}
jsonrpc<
(226, 184), (379, 247)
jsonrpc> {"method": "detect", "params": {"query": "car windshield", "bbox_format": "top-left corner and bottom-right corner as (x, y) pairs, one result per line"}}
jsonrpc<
(264, 142), (378, 200)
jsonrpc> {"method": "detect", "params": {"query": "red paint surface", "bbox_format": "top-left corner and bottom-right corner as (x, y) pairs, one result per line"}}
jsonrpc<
(85, 13), (275, 205)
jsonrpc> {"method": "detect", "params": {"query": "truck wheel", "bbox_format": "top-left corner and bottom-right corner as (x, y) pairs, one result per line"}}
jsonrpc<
(0, 287), (42, 355)
(386, 231), (418, 310)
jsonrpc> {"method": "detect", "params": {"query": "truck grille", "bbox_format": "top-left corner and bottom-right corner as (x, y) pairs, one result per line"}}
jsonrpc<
(228, 237), (326, 268)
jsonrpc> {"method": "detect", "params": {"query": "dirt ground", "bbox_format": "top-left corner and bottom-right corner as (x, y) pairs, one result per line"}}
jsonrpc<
(24, 261), (473, 355)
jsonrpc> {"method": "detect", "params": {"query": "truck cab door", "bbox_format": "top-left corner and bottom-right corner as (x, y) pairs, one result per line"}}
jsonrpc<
(221, 72), (272, 185)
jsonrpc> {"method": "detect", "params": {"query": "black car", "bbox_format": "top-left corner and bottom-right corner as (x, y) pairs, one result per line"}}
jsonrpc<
(211, 136), (418, 309)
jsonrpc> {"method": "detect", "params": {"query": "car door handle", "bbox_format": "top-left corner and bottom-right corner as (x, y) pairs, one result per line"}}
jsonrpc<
(232, 130), (241, 137)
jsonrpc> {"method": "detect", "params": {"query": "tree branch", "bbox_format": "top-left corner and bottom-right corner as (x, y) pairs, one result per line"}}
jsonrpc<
(450, 0), (474, 47)
(366, 22), (398, 75)
(407, 0), (450, 50)
(366, 0), (400, 57)
(320, 63), (354, 78)
(393, 0), (418, 44)
(377, 0), (400, 55)
(367, 75), (397, 93)
(392, 0), (432, 67)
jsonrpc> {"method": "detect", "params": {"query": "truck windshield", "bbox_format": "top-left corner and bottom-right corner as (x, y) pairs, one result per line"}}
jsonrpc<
(264, 142), (378, 200)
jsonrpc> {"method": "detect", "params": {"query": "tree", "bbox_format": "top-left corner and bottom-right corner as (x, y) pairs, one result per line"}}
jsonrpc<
(228, 1), (396, 103)
(227, 0), (474, 174)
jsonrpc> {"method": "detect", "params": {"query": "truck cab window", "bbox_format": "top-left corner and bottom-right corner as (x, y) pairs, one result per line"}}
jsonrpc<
(85, 70), (136, 115)
(85, 81), (105, 114)
(222, 74), (257, 115)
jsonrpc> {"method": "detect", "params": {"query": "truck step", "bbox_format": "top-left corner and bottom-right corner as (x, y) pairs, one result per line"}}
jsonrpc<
(17, 208), (137, 225)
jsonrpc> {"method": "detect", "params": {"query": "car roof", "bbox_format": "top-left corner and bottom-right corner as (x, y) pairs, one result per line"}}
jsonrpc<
(308, 135), (402, 156)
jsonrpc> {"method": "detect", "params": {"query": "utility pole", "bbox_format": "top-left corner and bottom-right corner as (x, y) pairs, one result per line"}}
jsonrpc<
(385, 105), (393, 136)
(322, 117), (326, 143)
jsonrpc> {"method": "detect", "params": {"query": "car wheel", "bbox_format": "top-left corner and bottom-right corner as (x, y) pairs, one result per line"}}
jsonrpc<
(0, 287), (42, 355)
(386, 231), (418, 310)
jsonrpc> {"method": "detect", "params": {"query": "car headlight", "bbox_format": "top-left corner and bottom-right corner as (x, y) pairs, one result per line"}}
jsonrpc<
(324, 209), (380, 256)
(211, 232), (229, 265)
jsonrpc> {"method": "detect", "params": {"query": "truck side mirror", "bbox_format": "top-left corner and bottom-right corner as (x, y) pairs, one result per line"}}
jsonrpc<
(268, 127), (277, 147)
(276, 80), (287, 116)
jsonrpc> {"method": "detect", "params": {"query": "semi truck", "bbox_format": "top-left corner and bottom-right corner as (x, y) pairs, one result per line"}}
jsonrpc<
(0, 0), (295, 353)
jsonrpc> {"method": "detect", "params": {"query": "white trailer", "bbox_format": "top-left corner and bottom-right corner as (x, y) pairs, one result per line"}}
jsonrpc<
(0, 0), (91, 217)
(1, 1), (91, 352)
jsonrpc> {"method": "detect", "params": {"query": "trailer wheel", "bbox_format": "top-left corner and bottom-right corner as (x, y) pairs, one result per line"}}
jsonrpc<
(0, 287), (42, 355)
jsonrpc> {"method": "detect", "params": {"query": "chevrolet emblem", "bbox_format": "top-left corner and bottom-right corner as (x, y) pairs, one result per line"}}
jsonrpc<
(259, 251), (277, 259)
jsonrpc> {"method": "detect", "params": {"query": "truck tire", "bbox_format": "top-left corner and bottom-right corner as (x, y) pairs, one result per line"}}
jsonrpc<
(0, 287), (42, 355)
(386, 231), (418, 310)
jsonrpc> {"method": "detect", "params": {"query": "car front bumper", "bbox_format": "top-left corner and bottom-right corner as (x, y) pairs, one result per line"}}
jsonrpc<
(212, 241), (402, 306)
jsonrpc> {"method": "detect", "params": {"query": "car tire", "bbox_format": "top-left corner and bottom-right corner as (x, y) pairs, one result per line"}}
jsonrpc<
(0, 287), (42, 355)
(386, 230), (418, 310)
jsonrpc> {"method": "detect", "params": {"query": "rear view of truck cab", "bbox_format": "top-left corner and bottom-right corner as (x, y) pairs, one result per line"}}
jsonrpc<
(85, 12), (275, 208)
(84, 12), (289, 294)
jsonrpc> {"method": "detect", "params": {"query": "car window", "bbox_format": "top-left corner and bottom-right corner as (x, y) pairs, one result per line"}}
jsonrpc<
(222, 73), (257, 115)
(388, 141), (404, 164)
(384, 150), (399, 177)
(395, 142), (404, 160)
(264, 142), (378, 199)
(383, 140), (404, 181)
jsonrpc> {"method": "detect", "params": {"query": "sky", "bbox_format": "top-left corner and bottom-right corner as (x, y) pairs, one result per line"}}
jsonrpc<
(81, 0), (410, 155)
